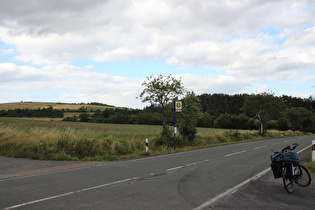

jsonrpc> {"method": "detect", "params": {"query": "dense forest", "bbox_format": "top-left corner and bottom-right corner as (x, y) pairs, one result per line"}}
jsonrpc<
(1, 94), (315, 133)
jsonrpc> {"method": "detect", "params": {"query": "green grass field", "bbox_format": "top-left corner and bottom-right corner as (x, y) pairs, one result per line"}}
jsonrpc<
(0, 117), (309, 161)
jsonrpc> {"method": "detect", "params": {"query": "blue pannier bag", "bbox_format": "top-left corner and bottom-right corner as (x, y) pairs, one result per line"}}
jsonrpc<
(271, 152), (283, 163)
(282, 150), (299, 163)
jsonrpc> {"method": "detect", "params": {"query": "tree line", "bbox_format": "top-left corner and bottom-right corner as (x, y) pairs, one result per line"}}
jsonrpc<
(1, 94), (314, 133)
(0, 106), (64, 118)
(62, 93), (315, 133)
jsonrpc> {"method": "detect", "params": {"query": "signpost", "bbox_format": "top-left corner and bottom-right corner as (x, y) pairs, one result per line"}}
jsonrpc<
(175, 101), (182, 112)
(174, 101), (182, 150)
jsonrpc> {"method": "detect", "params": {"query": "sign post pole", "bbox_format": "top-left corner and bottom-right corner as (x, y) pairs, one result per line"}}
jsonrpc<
(174, 101), (182, 150)
(174, 101), (176, 150)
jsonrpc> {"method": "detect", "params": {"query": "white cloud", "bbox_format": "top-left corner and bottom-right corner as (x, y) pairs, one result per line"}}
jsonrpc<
(181, 73), (252, 95)
(0, 0), (314, 107)
(1, 0), (314, 68)
(0, 48), (13, 55)
(0, 62), (146, 107)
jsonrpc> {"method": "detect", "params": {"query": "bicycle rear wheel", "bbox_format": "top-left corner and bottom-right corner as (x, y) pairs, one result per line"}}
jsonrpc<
(283, 165), (294, 193)
(295, 164), (311, 187)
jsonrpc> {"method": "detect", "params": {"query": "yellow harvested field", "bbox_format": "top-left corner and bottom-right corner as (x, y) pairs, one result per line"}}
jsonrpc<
(0, 102), (112, 111)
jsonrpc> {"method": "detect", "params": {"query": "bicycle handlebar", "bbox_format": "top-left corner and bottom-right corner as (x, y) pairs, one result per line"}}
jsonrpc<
(281, 143), (299, 153)
(281, 146), (291, 153)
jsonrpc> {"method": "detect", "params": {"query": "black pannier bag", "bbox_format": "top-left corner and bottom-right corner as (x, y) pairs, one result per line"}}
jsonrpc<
(270, 162), (282, 178)
(283, 163), (293, 179)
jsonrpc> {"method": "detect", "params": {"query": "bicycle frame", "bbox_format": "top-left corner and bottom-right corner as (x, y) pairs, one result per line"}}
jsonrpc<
(270, 143), (312, 193)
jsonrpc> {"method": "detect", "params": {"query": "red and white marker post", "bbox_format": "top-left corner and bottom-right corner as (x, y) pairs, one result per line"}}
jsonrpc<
(312, 140), (315, 162)
(145, 138), (149, 153)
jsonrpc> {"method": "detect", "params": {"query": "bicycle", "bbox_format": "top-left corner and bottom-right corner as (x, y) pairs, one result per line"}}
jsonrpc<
(270, 143), (312, 193)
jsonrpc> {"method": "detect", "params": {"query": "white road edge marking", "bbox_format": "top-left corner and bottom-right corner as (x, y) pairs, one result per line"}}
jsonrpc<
(193, 144), (311, 210)
(192, 167), (271, 210)
(4, 177), (138, 210)
(224, 150), (247, 157)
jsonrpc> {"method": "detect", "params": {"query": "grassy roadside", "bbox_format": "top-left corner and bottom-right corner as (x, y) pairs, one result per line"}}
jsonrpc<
(299, 148), (315, 174)
(0, 117), (313, 161)
(307, 162), (315, 173)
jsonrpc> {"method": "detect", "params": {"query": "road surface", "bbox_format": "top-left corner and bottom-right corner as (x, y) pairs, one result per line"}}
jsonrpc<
(0, 136), (314, 209)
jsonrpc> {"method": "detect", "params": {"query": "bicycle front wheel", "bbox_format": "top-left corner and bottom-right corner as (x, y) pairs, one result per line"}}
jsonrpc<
(295, 164), (311, 187)
(283, 166), (294, 193)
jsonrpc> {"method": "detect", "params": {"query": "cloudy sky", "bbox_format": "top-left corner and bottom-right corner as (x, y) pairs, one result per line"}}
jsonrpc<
(0, 0), (314, 109)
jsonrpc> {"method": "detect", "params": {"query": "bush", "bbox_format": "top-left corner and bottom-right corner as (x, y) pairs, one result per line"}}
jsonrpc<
(266, 120), (278, 130)
(277, 117), (290, 131)
(197, 112), (214, 127)
(216, 134), (228, 143)
(62, 116), (78, 122)
(224, 130), (242, 141)
(79, 113), (90, 122)
(155, 126), (173, 147)
(214, 113), (235, 129)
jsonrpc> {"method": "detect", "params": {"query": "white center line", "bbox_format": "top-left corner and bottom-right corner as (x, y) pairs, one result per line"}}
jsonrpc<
(166, 166), (184, 172)
(185, 162), (197, 167)
(254, 145), (267, 150)
(4, 177), (137, 210)
(224, 150), (247, 157)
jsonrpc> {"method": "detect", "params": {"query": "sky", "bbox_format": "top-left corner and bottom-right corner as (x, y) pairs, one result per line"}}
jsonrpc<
(0, 0), (314, 109)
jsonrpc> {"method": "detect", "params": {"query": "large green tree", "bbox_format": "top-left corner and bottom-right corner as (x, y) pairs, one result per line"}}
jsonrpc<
(285, 107), (315, 132)
(178, 91), (201, 143)
(139, 74), (186, 131)
(242, 92), (286, 134)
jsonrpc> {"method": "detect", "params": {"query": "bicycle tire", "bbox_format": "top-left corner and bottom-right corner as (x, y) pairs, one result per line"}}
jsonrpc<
(283, 165), (294, 193)
(295, 164), (311, 187)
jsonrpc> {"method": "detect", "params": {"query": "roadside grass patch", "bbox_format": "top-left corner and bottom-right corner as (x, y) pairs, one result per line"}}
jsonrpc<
(307, 162), (315, 173)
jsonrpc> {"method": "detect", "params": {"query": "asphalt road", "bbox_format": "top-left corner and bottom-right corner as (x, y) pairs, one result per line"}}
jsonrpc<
(0, 136), (314, 209)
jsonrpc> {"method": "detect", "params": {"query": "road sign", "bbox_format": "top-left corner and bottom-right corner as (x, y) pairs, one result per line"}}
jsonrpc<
(175, 101), (182, 112)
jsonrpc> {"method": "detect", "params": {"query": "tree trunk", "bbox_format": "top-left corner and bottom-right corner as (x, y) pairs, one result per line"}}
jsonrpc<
(161, 106), (166, 132)
(257, 111), (264, 135)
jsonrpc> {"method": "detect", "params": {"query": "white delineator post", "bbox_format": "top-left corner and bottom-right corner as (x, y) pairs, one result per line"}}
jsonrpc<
(312, 140), (315, 162)
(146, 138), (149, 153)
